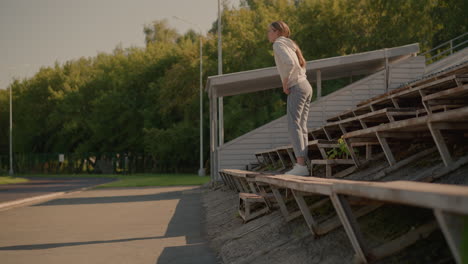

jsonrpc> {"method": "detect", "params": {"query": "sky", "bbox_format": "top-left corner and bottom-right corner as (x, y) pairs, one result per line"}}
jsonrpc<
(0, 0), (241, 90)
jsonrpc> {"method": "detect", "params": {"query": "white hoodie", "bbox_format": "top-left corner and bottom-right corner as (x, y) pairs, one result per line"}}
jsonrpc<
(273, 36), (307, 88)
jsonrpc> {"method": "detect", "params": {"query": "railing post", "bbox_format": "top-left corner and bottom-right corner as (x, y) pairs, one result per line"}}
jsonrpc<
(316, 69), (322, 98)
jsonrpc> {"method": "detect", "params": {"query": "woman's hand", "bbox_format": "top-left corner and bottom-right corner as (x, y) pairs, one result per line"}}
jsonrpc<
(282, 78), (290, 95)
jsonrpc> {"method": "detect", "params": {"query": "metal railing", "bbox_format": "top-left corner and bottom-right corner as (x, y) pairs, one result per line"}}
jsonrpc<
(419, 32), (468, 65)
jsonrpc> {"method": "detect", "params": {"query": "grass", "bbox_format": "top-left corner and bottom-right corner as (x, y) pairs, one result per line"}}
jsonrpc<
(95, 174), (210, 188)
(6, 173), (210, 188)
(0, 176), (30, 185)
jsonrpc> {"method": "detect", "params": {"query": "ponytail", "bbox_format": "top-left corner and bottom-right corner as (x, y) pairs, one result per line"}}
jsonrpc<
(294, 42), (306, 69)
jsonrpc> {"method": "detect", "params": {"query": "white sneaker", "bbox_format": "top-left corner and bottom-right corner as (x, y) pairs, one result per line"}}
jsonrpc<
(285, 164), (309, 176)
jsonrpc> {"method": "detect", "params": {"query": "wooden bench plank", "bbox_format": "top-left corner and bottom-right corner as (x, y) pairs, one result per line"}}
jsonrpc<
(310, 159), (356, 165)
(358, 72), (468, 107)
(422, 83), (468, 102)
(356, 74), (466, 116)
(255, 175), (334, 195)
(221, 169), (259, 178)
(309, 127), (332, 140)
(343, 106), (468, 139)
(332, 180), (468, 215)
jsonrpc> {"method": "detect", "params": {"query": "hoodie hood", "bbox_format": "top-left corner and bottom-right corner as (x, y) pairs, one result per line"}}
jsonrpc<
(274, 36), (297, 52)
(272, 36), (307, 88)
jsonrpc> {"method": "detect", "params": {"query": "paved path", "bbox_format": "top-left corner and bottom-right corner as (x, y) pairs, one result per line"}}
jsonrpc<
(0, 177), (116, 204)
(0, 185), (218, 264)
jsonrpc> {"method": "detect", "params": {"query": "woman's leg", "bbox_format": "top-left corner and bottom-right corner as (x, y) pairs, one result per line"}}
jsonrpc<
(299, 83), (313, 160)
(287, 85), (309, 166)
(297, 101), (310, 165)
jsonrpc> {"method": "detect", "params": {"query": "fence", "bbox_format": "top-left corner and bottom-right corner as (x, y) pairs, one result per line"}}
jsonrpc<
(420, 32), (468, 64)
(0, 152), (197, 175)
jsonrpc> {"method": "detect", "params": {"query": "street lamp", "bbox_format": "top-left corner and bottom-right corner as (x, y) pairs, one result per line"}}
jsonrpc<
(218, 0), (223, 146)
(172, 16), (205, 177)
(9, 83), (13, 176)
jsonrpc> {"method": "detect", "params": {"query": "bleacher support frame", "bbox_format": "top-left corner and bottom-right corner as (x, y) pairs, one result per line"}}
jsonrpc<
(220, 170), (468, 264)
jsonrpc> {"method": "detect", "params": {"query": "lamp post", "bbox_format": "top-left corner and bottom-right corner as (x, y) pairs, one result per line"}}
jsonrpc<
(217, 0), (223, 145)
(8, 77), (13, 176)
(172, 16), (205, 176)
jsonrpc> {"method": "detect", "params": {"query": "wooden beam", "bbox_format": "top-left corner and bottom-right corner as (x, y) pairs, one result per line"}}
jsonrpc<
(326, 164), (332, 178)
(219, 172), (232, 190)
(333, 165), (358, 178)
(262, 153), (272, 166)
(427, 122), (453, 167)
(366, 144), (372, 160)
(317, 203), (382, 236)
(276, 150), (287, 171)
(255, 175), (334, 196)
(359, 119), (368, 129)
(267, 152), (278, 168)
(232, 176), (244, 192)
(255, 154), (263, 166)
(344, 138), (361, 167)
(222, 172), (237, 191)
(239, 178), (251, 193)
(271, 186), (291, 220)
(346, 137), (379, 144)
(422, 84), (468, 101)
(370, 221), (438, 260)
(386, 111), (396, 122)
(286, 148), (296, 164)
(430, 122), (468, 131)
(391, 97), (400, 108)
(433, 209), (463, 264)
(332, 180), (468, 215)
(311, 159), (356, 165)
(318, 147), (328, 159)
(376, 132), (396, 166)
(292, 190), (319, 237)
(426, 99), (468, 105)
(330, 193), (369, 263)
(377, 132), (422, 139)
(323, 127), (333, 141)
(338, 123), (348, 135)
(248, 181), (259, 194)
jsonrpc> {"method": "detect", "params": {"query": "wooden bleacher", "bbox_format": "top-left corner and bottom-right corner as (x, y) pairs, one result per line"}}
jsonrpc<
(343, 106), (468, 167)
(217, 62), (468, 263)
(251, 174), (468, 263)
(250, 63), (468, 172)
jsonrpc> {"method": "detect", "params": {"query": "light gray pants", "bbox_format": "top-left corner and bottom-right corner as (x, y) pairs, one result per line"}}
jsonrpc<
(287, 79), (313, 159)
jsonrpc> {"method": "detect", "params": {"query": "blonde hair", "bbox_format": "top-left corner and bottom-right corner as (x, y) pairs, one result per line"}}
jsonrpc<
(270, 21), (306, 68)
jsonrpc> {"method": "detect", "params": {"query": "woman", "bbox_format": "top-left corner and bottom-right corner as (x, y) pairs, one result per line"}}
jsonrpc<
(268, 21), (313, 176)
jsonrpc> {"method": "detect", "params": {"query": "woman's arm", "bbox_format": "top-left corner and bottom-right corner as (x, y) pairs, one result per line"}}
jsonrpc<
(282, 77), (290, 95)
(273, 42), (294, 94)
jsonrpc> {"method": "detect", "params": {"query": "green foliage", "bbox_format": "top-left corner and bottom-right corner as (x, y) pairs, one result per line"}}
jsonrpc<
(0, 0), (464, 172)
(327, 137), (350, 159)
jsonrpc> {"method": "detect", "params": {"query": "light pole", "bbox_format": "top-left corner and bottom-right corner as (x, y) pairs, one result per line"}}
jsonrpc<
(172, 16), (205, 176)
(217, 0), (223, 146)
(9, 78), (13, 176)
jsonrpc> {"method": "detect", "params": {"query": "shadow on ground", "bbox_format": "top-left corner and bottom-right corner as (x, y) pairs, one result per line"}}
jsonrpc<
(156, 189), (218, 263)
(33, 190), (184, 206)
(0, 186), (218, 263)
